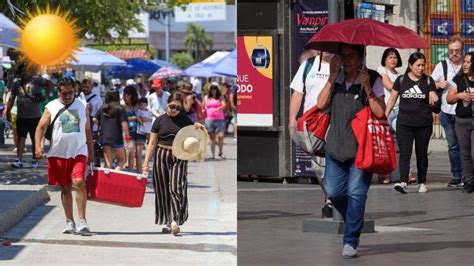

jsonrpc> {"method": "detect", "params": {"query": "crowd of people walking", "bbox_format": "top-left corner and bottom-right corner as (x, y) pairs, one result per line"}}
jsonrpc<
(289, 35), (473, 258)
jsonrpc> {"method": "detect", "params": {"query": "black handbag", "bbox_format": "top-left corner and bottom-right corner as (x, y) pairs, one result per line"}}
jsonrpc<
(45, 100), (74, 141)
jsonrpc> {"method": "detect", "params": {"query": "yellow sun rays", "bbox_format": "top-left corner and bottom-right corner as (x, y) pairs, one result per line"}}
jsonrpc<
(14, 5), (82, 74)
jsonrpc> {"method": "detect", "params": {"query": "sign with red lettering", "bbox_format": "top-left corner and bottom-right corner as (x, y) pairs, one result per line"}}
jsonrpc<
(237, 35), (273, 127)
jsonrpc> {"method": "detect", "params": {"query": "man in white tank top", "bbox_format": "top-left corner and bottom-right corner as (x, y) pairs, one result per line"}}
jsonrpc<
(34, 78), (94, 235)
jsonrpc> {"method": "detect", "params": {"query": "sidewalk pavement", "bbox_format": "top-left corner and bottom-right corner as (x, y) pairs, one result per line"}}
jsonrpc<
(238, 137), (473, 265)
(0, 135), (237, 265)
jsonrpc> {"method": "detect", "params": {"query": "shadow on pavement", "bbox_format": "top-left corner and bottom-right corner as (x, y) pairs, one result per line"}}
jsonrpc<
(365, 211), (427, 220)
(361, 240), (474, 256)
(386, 213), (474, 227)
(238, 210), (313, 221)
(0, 205), (54, 261)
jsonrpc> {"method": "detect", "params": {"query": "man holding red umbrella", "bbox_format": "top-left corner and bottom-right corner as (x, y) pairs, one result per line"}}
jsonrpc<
(317, 43), (385, 258)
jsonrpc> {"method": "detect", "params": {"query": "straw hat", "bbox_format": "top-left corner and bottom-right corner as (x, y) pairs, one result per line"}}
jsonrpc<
(172, 125), (209, 161)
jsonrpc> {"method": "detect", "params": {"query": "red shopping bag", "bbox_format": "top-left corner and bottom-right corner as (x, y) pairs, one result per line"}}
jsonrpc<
(290, 105), (330, 157)
(351, 106), (396, 174)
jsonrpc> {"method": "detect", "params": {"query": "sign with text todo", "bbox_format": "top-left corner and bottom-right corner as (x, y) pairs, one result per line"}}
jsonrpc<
(237, 35), (273, 127)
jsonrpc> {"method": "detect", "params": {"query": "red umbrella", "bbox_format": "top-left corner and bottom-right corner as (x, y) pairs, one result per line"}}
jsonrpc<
(305, 18), (429, 54)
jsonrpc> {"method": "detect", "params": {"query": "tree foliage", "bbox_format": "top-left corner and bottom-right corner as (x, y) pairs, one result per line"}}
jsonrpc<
(184, 23), (213, 62)
(0, 0), (190, 42)
(171, 52), (194, 68)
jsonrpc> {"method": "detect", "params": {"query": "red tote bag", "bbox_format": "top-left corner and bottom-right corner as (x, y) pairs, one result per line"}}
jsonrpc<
(351, 106), (397, 174)
(290, 105), (330, 157)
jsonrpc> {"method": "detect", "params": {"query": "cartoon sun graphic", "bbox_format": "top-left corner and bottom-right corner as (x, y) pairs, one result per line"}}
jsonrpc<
(15, 5), (81, 73)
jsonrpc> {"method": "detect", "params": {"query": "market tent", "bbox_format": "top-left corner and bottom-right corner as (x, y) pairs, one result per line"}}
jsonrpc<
(211, 49), (236, 77)
(184, 51), (230, 77)
(68, 47), (126, 72)
(0, 13), (20, 48)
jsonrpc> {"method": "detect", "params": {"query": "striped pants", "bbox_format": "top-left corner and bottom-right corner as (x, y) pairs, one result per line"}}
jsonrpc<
(152, 147), (189, 225)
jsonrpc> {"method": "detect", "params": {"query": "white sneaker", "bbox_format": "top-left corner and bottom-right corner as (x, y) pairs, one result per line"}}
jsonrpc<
(418, 183), (428, 193)
(77, 219), (91, 234)
(62, 219), (76, 234)
(171, 221), (180, 235)
(342, 244), (358, 258)
(394, 182), (408, 194)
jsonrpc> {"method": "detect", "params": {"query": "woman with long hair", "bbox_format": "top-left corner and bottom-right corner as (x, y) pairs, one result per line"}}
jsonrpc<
(447, 52), (474, 193)
(93, 89), (130, 170)
(386, 52), (439, 194)
(142, 91), (205, 235)
(203, 82), (226, 159)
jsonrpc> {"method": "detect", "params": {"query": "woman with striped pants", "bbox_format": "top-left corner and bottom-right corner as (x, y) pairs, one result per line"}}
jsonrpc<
(142, 91), (205, 235)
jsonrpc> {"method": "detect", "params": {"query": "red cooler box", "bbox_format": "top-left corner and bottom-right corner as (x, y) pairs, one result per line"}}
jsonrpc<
(86, 168), (147, 207)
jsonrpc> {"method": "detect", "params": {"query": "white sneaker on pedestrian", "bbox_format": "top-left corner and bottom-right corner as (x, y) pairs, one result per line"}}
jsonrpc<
(394, 182), (408, 194)
(171, 221), (180, 235)
(342, 244), (358, 258)
(31, 159), (39, 168)
(418, 183), (428, 193)
(11, 159), (23, 168)
(77, 219), (91, 234)
(62, 219), (76, 234)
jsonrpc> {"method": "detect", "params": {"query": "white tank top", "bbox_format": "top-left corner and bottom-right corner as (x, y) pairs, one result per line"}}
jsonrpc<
(46, 99), (88, 159)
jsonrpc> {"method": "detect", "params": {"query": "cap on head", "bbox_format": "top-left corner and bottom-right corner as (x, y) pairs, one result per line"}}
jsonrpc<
(152, 78), (163, 88)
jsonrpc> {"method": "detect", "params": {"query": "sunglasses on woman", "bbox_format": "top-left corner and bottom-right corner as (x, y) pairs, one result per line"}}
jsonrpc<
(168, 104), (182, 110)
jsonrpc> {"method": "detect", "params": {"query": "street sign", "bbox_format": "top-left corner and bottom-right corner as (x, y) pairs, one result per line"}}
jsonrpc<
(174, 2), (226, 22)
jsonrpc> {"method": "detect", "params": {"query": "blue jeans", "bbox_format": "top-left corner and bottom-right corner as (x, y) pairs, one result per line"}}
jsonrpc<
(440, 112), (463, 179)
(324, 154), (372, 249)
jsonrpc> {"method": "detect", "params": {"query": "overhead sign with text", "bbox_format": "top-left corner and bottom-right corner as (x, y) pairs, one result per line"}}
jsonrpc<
(174, 1), (226, 22)
(237, 35), (273, 127)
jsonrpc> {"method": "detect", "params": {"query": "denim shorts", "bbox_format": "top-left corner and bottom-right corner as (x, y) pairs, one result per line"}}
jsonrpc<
(131, 132), (147, 143)
(205, 119), (226, 134)
(101, 143), (124, 149)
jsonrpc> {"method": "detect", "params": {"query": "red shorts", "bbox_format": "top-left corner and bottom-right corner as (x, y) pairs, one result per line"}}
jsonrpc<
(47, 155), (88, 186)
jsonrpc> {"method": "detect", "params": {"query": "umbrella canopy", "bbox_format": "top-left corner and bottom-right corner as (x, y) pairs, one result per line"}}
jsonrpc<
(0, 13), (20, 48)
(212, 49), (236, 77)
(149, 66), (183, 80)
(106, 58), (160, 79)
(305, 18), (429, 54)
(149, 59), (181, 70)
(68, 47), (126, 72)
(184, 51), (230, 77)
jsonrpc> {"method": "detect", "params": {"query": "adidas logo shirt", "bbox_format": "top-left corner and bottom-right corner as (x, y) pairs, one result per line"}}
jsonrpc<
(393, 74), (437, 127)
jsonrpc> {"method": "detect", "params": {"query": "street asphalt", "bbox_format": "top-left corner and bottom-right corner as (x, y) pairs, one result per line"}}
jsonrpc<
(0, 135), (237, 265)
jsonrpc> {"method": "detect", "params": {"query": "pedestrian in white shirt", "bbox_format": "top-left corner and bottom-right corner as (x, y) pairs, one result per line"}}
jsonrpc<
(147, 78), (170, 124)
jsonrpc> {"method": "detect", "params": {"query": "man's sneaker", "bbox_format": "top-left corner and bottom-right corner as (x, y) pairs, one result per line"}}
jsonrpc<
(418, 183), (428, 193)
(62, 220), (76, 234)
(171, 221), (180, 235)
(447, 179), (463, 187)
(394, 182), (408, 194)
(321, 203), (333, 218)
(11, 159), (23, 168)
(342, 244), (358, 258)
(77, 219), (91, 234)
(162, 224), (171, 234)
(31, 159), (39, 168)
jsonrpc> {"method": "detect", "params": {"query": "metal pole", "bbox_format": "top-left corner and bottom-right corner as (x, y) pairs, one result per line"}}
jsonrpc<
(165, 11), (171, 62)
(328, 0), (342, 23)
(328, 0), (343, 222)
